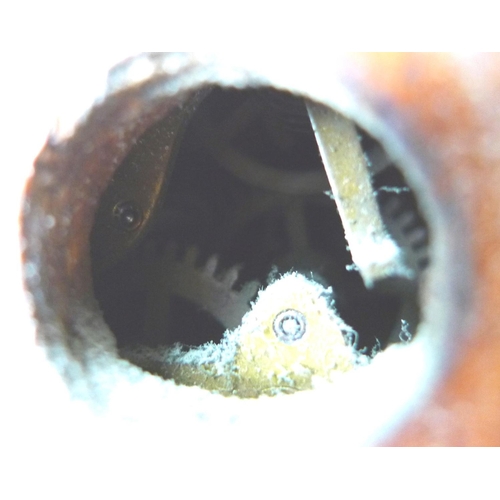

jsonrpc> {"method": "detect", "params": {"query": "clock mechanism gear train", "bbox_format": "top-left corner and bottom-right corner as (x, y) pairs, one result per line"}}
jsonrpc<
(91, 88), (430, 395)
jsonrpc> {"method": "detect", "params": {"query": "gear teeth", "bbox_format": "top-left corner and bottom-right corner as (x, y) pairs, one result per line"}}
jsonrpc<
(407, 226), (427, 248)
(381, 195), (429, 274)
(142, 241), (262, 331)
(397, 211), (418, 233)
(367, 143), (392, 174)
(240, 280), (260, 304)
(417, 256), (430, 269)
(203, 254), (219, 276)
(219, 265), (240, 288)
(383, 196), (402, 218)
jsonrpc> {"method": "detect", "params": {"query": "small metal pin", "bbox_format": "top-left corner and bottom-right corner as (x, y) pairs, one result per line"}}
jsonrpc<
(112, 201), (143, 231)
(273, 309), (307, 344)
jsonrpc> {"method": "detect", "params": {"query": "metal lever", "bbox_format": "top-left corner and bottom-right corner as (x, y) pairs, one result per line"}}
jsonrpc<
(91, 89), (209, 272)
(306, 101), (411, 288)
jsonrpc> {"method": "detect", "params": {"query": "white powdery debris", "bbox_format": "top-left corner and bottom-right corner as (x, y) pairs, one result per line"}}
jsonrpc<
(123, 329), (242, 377)
(356, 233), (401, 267)
(125, 272), (370, 376)
(377, 186), (410, 194)
(164, 330), (242, 376)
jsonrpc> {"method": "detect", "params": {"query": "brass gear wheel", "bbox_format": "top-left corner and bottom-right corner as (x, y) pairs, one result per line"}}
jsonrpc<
(137, 242), (260, 346)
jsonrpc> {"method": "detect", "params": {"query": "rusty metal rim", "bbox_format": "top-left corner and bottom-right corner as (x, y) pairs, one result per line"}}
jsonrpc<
(21, 53), (472, 445)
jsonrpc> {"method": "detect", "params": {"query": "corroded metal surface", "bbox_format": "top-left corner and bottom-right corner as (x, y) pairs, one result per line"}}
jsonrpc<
(15, 53), (500, 447)
(307, 101), (410, 287)
(91, 90), (208, 272)
(353, 53), (500, 446)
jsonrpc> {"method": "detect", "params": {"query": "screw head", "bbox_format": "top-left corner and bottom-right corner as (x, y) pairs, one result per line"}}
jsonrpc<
(273, 309), (307, 344)
(112, 201), (143, 231)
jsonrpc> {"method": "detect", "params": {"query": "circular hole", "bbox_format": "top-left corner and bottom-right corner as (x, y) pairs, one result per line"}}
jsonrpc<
(90, 87), (429, 396)
(20, 54), (471, 445)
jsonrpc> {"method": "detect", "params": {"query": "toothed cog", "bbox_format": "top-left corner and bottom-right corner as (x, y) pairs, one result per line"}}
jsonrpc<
(125, 272), (361, 398)
(139, 242), (260, 344)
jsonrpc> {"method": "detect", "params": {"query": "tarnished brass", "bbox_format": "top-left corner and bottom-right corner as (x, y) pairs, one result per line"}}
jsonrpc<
(307, 102), (410, 287)
(90, 90), (209, 272)
(124, 273), (358, 398)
